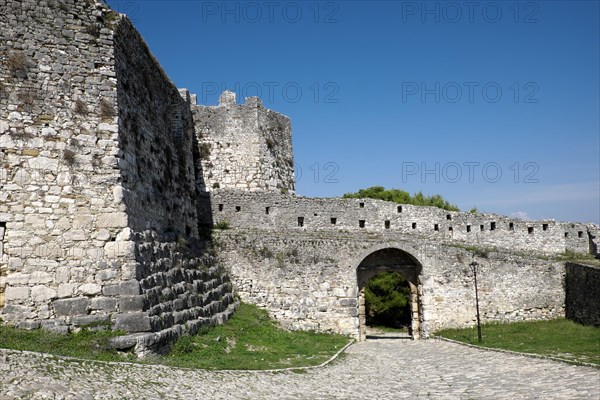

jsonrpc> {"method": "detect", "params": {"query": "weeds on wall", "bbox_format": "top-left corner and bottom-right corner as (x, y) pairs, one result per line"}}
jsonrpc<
(6, 52), (28, 78)
(63, 149), (76, 166)
(99, 98), (115, 120)
(74, 99), (88, 115)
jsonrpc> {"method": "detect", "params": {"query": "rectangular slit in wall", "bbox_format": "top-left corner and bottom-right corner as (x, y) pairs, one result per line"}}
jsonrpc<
(359, 220), (365, 228)
(448, 226), (453, 231)
(359, 202), (364, 208)
(434, 224), (439, 231)
(235, 206), (241, 212)
(528, 227), (534, 234)
(297, 217), (304, 227)
(330, 217), (337, 225)
(480, 224), (484, 231)
(384, 220), (390, 229)
(564, 232), (569, 238)
(265, 207), (270, 215)
(446, 214), (451, 220)
(466, 225), (471, 232)
(218, 204), (224, 211)
(490, 222), (496, 231)
(412, 222), (417, 229)
(542, 223), (548, 231)
(578, 231), (583, 238)
(397, 206), (402, 213)
(509, 222), (514, 231)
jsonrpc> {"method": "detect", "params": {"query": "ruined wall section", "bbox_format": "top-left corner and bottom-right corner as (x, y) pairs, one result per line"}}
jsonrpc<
(210, 191), (595, 256)
(565, 263), (600, 327)
(192, 92), (295, 193)
(0, 0), (125, 330)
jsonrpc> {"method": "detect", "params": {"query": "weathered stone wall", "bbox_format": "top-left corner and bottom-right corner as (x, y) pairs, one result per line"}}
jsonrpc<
(0, 0), (235, 346)
(213, 229), (566, 339)
(209, 190), (595, 256)
(565, 263), (600, 327)
(0, 0), (124, 330)
(192, 91), (295, 193)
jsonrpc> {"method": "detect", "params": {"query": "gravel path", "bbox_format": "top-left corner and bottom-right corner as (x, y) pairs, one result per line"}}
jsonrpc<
(1, 338), (598, 399)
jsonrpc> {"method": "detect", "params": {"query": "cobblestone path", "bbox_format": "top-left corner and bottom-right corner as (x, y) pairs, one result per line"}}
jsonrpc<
(1, 338), (598, 399)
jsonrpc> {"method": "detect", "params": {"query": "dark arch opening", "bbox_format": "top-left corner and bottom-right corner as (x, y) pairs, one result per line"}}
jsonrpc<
(356, 248), (422, 340)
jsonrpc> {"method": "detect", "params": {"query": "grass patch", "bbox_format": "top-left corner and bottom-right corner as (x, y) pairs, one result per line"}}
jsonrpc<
(436, 318), (600, 365)
(0, 324), (134, 362)
(165, 303), (351, 370)
(0, 304), (351, 370)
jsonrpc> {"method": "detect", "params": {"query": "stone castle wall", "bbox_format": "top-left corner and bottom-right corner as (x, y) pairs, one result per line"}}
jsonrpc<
(192, 91), (295, 193)
(213, 229), (566, 338)
(209, 190), (595, 256)
(0, 0), (234, 348)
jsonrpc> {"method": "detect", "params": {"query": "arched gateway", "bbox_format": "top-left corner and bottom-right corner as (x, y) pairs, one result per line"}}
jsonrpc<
(355, 247), (423, 341)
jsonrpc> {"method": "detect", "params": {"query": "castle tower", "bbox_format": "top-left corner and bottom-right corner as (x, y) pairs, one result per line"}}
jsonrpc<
(192, 91), (295, 193)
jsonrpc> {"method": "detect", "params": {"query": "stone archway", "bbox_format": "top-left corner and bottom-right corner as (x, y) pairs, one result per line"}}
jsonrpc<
(356, 247), (423, 341)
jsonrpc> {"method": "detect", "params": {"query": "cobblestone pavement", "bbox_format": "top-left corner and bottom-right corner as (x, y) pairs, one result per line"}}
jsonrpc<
(1, 338), (598, 399)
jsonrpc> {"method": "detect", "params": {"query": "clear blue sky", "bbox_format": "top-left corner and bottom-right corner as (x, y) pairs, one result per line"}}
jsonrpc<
(107, 0), (599, 224)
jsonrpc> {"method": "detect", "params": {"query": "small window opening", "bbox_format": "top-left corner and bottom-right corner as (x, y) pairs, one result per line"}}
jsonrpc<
(384, 220), (390, 229)
(218, 204), (224, 211)
(359, 220), (365, 228)
(542, 223), (548, 231)
(397, 206), (402, 213)
(490, 222), (496, 231)
(330, 218), (337, 225)
(564, 232), (569, 238)
(528, 227), (534, 234)
(412, 222), (417, 229)
(480, 224), (484, 231)
(298, 217), (304, 227)
(359, 202), (364, 208)
(509, 222), (514, 231)
(434, 224), (439, 231)
(235, 206), (241, 212)
(466, 225), (471, 232)
(446, 214), (452, 220)
(448, 226), (453, 231)
(578, 231), (583, 238)
(265, 207), (270, 215)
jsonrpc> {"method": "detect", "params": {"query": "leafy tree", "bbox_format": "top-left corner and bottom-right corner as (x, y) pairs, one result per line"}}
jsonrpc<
(364, 271), (411, 328)
(343, 186), (459, 211)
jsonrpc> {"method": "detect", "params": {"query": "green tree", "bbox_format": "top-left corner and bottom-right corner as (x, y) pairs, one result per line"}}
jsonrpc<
(343, 186), (459, 211)
(364, 271), (411, 328)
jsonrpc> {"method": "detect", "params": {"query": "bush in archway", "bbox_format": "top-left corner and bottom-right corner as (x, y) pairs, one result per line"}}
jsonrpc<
(365, 271), (411, 328)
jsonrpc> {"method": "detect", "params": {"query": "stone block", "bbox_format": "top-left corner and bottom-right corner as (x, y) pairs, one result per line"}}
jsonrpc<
(30, 271), (53, 284)
(96, 212), (128, 228)
(112, 312), (151, 333)
(31, 286), (57, 302)
(103, 284), (120, 296)
(57, 283), (77, 298)
(103, 241), (135, 258)
(53, 298), (89, 317)
(7, 273), (30, 285)
(71, 314), (110, 326)
(5, 286), (30, 301)
(119, 295), (147, 312)
(119, 279), (141, 295)
(79, 283), (102, 296)
(91, 297), (118, 312)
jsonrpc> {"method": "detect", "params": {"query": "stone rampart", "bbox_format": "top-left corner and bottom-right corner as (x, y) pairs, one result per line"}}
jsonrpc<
(565, 263), (600, 327)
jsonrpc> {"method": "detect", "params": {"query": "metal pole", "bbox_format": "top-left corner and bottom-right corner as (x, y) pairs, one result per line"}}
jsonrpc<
(470, 262), (482, 343)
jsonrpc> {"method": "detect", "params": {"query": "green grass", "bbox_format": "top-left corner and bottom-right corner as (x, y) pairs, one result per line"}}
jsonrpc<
(0, 324), (134, 362)
(164, 303), (351, 370)
(436, 319), (600, 365)
(0, 303), (351, 370)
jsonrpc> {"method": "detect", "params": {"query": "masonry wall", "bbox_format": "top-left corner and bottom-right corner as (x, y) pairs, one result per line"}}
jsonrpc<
(565, 263), (600, 327)
(0, 1), (235, 342)
(213, 229), (566, 338)
(0, 0), (124, 330)
(192, 92), (295, 193)
(209, 190), (596, 256)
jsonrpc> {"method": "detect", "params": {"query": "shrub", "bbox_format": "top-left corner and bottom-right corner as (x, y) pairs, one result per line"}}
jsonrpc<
(6, 52), (28, 77)
(214, 220), (230, 230)
(99, 99), (115, 119)
(74, 99), (87, 115)
(365, 271), (411, 328)
(199, 143), (211, 160)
